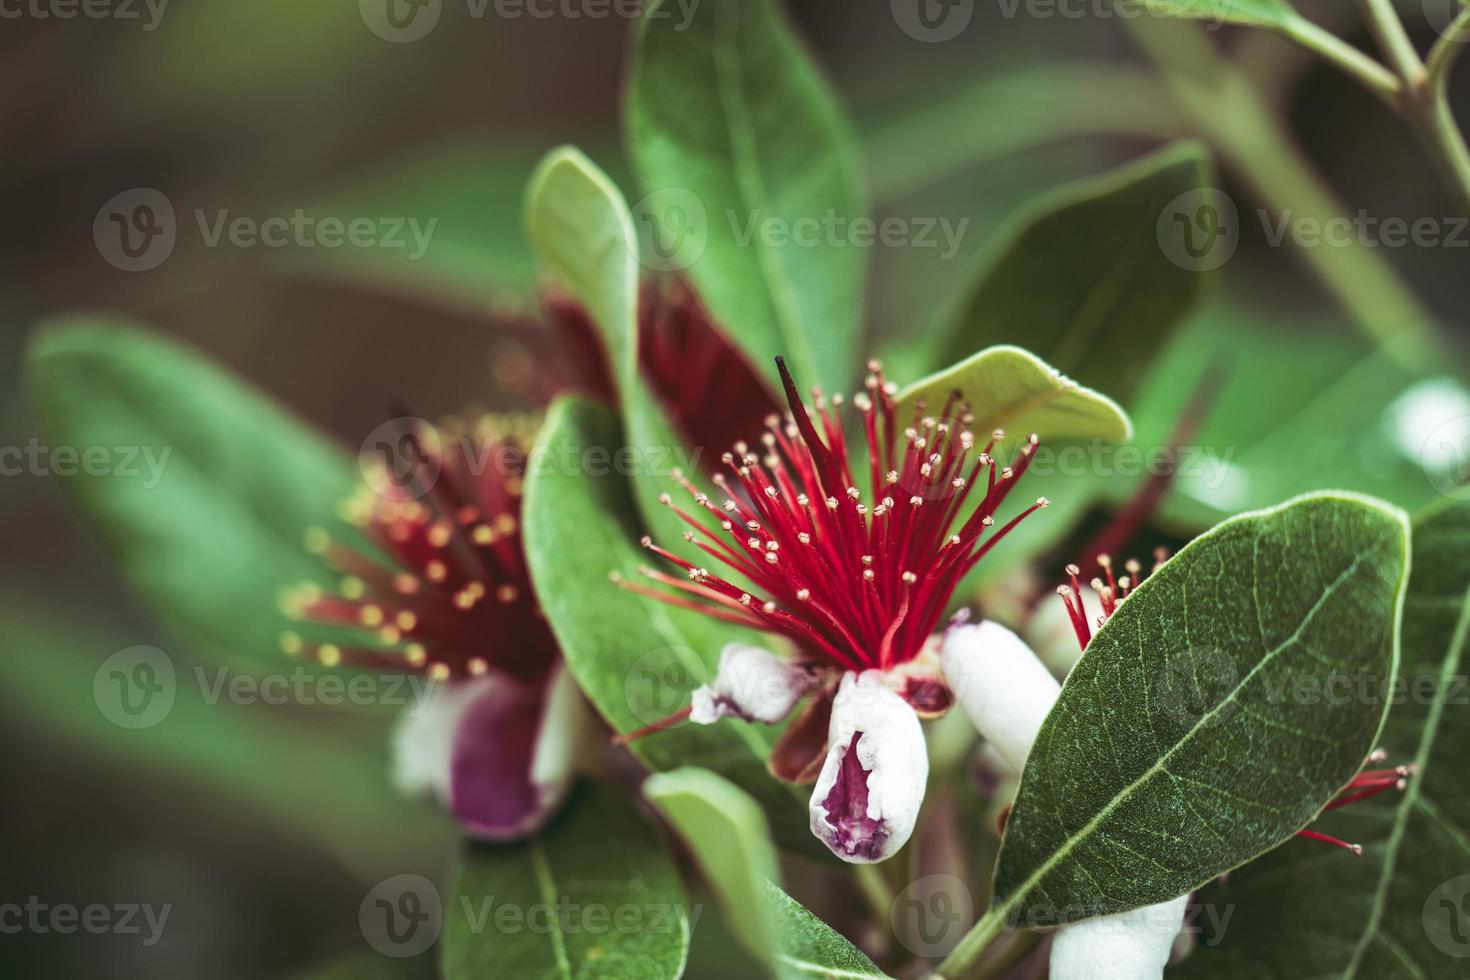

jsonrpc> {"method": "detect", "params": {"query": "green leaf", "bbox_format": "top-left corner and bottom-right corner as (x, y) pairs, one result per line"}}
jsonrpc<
(27, 319), (357, 668)
(992, 492), (1410, 926)
(627, 0), (866, 394)
(895, 345), (1132, 445)
(645, 767), (782, 962)
(1174, 496), (1470, 978)
(522, 396), (812, 851)
(523, 145), (701, 552)
(935, 144), (1212, 402)
(443, 782), (689, 980)
(0, 605), (452, 880)
(1139, 0), (1297, 28)
(644, 767), (888, 980)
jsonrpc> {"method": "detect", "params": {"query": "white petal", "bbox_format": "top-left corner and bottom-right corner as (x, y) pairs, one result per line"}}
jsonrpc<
(527, 661), (586, 811)
(808, 670), (928, 863)
(939, 621), (1060, 773)
(390, 675), (490, 804)
(1050, 895), (1189, 980)
(690, 643), (807, 724)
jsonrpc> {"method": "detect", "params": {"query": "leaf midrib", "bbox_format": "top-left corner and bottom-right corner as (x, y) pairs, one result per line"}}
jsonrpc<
(1342, 568), (1470, 979)
(530, 839), (573, 980)
(998, 547), (1370, 917)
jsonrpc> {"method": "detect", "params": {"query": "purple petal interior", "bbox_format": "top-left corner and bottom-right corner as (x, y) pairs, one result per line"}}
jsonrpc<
(449, 677), (545, 839)
(819, 732), (888, 861)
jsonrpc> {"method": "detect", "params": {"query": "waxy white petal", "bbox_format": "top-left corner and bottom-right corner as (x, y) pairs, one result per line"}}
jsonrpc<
(690, 643), (808, 724)
(1050, 894), (1189, 980)
(939, 621), (1060, 772)
(809, 670), (928, 863)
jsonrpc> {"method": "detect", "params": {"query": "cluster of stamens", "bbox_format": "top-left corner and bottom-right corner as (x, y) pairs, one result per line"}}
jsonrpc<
(620, 357), (1049, 672)
(280, 414), (557, 685)
(1056, 548), (1172, 649)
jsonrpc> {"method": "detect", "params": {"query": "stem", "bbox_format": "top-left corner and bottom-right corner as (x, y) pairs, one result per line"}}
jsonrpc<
(853, 863), (895, 922)
(1426, 5), (1470, 91)
(1279, 15), (1401, 101)
(1359, 0), (1470, 215)
(1360, 0), (1426, 81)
(933, 906), (1007, 980)
(1125, 18), (1439, 371)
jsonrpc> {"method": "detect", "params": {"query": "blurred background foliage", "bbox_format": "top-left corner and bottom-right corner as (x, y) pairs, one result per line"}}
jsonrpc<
(3, 1), (1469, 977)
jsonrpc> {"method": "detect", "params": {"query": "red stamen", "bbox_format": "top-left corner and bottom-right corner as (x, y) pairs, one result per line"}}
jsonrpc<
(634, 358), (1047, 671)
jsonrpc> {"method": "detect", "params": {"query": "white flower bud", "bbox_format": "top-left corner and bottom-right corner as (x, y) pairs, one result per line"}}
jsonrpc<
(939, 621), (1060, 772)
(809, 670), (928, 863)
(1050, 894), (1189, 980)
(690, 644), (807, 725)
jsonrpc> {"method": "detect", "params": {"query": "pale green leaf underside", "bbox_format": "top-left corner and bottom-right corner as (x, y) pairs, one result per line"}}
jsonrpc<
(26, 319), (357, 668)
(627, 0), (865, 394)
(443, 782), (688, 980)
(895, 345), (1132, 446)
(1176, 497), (1470, 979)
(936, 143), (1211, 403)
(645, 767), (783, 971)
(645, 767), (888, 980)
(994, 492), (1410, 925)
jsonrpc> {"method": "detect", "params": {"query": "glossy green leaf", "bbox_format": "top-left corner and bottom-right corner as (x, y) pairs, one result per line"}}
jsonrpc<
(1139, 0), (1297, 28)
(935, 144), (1211, 402)
(627, 0), (866, 394)
(993, 493), (1410, 926)
(522, 396), (811, 851)
(645, 768), (888, 980)
(895, 345), (1132, 445)
(27, 320), (357, 668)
(443, 782), (688, 980)
(1175, 496), (1470, 978)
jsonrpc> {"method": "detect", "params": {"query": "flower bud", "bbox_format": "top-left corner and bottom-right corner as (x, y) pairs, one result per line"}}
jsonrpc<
(690, 643), (808, 724)
(809, 670), (928, 863)
(939, 621), (1060, 772)
(1050, 894), (1189, 980)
